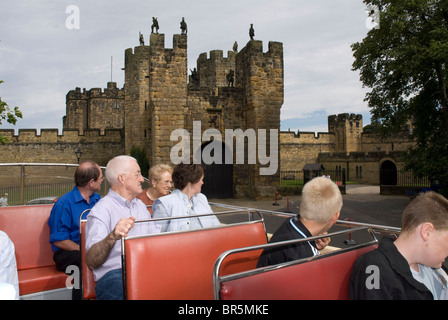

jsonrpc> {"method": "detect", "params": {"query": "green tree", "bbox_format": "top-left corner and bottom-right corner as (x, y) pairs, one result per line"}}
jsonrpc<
(0, 80), (22, 144)
(352, 0), (448, 195)
(130, 146), (149, 178)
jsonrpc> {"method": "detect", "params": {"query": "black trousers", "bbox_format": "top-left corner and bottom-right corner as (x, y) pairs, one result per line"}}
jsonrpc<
(53, 249), (82, 300)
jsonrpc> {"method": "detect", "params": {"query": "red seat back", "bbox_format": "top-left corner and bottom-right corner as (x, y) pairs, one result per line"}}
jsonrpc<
(219, 244), (378, 300)
(0, 205), (55, 270)
(123, 221), (267, 300)
(80, 220), (96, 299)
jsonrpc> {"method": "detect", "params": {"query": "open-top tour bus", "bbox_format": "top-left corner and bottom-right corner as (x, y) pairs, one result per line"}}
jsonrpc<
(0, 200), (400, 300)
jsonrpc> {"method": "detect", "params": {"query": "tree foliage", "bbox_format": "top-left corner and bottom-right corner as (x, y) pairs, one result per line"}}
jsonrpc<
(352, 0), (448, 195)
(130, 146), (149, 179)
(0, 80), (23, 144)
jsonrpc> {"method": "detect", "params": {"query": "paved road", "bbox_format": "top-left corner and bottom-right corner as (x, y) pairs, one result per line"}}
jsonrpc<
(209, 184), (411, 248)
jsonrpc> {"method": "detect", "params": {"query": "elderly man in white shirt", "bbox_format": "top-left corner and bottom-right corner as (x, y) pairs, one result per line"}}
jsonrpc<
(85, 155), (160, 300)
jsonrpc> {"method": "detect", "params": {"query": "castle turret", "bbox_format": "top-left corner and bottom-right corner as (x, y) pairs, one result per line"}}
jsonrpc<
(124, 44), (151, 155)
(235, 40), (284, 199)
(149, 33), (188, 165)
(328, 113), (363, 153)
(64, 82), (124, 135)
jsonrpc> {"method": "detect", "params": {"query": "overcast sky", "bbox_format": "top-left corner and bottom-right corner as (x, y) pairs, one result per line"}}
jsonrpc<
(0, 0), (374, 134)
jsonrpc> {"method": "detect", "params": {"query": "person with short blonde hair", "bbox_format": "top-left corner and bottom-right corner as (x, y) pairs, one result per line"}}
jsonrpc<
(136, 164), (173, 216)
(351, 191), (448, 300)
(257, 176), (342, 268)
(300, 176), (343, 223)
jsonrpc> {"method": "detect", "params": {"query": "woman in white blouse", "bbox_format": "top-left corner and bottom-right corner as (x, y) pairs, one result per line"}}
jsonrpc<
(152, 163), (220, 232)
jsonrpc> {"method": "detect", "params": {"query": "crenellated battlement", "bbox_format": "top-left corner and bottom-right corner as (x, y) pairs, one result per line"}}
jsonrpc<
(66, 82), (124, 101)
(0, 128), (123, 143)
(328, 113), (363, 132)
(195, 49), (236, 90)
(280, 130), (334, 144)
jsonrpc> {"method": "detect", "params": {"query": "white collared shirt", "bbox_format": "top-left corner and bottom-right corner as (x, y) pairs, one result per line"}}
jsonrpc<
(85, 189), (160, 282)
(153, 189), (220, 232)
(0, 231), (19, 299)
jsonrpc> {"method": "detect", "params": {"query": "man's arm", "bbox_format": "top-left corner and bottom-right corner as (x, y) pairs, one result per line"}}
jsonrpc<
(53, 239), (80, 251)
(86, 217), (135, 269)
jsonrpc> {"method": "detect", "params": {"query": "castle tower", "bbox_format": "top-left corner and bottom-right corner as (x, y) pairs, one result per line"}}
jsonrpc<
(235, 40), (284, 199)
(328, 113), (363, 153)
(124, 44), (151, 155)
(124, 33), (188, 164)
(64, 82), (124, 135)
(149, 33), (188, 165)
(123, 32), (283, 199)
(196, 50), (236, 94)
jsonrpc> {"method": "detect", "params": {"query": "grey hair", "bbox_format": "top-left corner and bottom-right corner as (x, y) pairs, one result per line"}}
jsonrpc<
(105, 155), (138, 186)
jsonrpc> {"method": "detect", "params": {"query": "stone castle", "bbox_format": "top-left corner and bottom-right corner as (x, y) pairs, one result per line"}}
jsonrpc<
(0, 28), (415, 199)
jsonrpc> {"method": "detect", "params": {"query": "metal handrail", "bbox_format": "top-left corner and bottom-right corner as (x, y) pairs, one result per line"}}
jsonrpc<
(212, 225), (380, 299)
(122, 210), (265, 241)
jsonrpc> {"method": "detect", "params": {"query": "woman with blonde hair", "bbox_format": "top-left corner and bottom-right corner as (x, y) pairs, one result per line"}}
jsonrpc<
(136, 164), (173, 216)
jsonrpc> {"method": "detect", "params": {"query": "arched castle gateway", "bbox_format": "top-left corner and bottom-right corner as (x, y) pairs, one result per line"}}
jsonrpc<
(0, 25), (415, 199)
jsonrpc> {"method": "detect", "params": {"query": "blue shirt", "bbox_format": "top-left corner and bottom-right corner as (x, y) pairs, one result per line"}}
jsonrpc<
(48, 186), (101, 252)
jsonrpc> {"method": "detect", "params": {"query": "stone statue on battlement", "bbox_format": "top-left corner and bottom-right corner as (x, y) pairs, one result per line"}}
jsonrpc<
(180, 17), (187, 35)
(190, 68), (199, 85)
(249, 24), (255, 40)
(226, 70), (234, 87)
(151, 17), (159, 34)
(233, 41), (238, 52)
(139, 32), (144, 46)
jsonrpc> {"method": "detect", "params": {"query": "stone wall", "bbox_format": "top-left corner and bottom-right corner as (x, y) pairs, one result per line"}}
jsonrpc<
(280, 131), (335, 171)
(0, 129), (124, 166)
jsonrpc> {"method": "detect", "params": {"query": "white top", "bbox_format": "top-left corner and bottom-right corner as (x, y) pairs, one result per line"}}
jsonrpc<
(411, 264), (448, 300)
(153, 189), (220, 232)
(85, 189), (160, 281)
(0, 231), (19, 299)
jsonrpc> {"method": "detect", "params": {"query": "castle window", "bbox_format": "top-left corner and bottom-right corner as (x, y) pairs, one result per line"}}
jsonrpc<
(115, 102), (120, 109)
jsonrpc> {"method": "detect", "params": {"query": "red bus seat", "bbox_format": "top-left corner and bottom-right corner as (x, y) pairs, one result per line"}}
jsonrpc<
(122, 220), (267, 300)
(219, 243), (378, 300)
(80, 219), (96, 299)
(0, 205), (68, 296)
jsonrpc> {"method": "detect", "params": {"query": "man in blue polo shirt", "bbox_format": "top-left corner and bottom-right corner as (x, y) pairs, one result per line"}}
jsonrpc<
(48, 160), (103, 298)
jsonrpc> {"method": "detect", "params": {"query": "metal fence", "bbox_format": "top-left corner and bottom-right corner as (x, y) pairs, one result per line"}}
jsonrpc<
(0, 163), (152, 206)
(380, 169), (431, 187)
(0, 163), (107, 205)
(280, 169), (345, 187)
(0, 164), (432, 205)
(281, 168), (431, 188)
